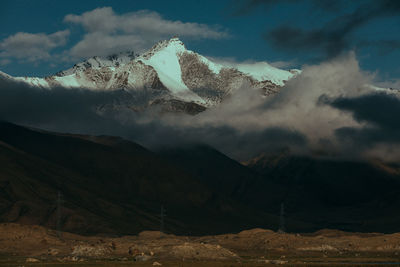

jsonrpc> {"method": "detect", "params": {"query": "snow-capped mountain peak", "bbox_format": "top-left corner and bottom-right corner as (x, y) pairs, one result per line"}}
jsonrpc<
(141, 37), (186, 60)
(0, 37), (299, 113)
(137, 37), (206, 103)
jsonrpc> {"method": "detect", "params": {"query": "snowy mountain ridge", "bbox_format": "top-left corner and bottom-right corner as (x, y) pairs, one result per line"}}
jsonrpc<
(56, 51), (137, 77)
(0, 37), (299, 113)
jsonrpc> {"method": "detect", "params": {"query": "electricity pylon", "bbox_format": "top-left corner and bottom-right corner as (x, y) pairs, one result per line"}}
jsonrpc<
(278, 202), (285, 233)
(56, 191), (63, 239)
(160, 204), (166, 234)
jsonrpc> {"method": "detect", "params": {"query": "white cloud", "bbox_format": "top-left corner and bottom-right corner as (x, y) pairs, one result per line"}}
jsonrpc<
(68, 32), (145, 59)
(159, 52), (376, 159)
(64, 7), (229, 59)
(0, 30), (70, 62)
(0, 59), (11, 66)
(374, 79), (400, 90)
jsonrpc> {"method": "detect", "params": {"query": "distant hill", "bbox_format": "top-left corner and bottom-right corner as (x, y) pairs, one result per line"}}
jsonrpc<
(0, 121), (280, 235)
(244, 151), (400, 233)
(1, 121), (400, 235)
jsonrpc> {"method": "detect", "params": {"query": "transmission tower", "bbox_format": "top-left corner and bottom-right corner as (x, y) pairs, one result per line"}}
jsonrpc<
(160, 204), (166, 234)
(278, 202), (285, 233)
(56, 191), (63, 239)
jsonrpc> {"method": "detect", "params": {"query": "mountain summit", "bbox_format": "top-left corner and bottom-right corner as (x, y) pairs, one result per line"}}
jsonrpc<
(0, 38), (298, 114)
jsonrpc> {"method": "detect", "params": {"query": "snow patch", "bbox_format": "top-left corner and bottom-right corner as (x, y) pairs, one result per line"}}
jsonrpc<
(211, 60), (294, 86)
(14, 77), (49, 88)
(54, 75), (81, 88)
(139, 38), (206, 104)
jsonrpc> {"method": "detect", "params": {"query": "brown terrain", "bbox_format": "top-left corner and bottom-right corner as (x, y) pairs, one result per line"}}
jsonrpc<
(1, 223), (400, 266)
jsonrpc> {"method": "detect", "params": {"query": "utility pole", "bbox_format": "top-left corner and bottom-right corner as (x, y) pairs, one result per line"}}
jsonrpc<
(160, 204), (166, 235)
(278, 202), (285, 233)
(56, 191), (63, 239)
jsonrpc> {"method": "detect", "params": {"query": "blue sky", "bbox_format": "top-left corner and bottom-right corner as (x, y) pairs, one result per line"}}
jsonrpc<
(1, 0), (399, 84)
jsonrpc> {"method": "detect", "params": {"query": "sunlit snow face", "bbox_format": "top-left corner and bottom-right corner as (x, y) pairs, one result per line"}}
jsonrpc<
(138, 39), (206, 103)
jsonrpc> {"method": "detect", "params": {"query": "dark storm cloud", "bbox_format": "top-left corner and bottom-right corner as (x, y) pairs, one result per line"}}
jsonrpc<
(232, 0), (344, 15)
(330, 92), (400, 131)
(333, 124), (400, 162)
(0, 77), (306, 160)
(234, 0), (400, 59)
(0, 76), (160, 138)
(0, 77), (107, 125)
(234, 127), (307, 158)
(322, 92), (400, 160)
(148, 124), (307, 160)
(266, 26), (348, 59)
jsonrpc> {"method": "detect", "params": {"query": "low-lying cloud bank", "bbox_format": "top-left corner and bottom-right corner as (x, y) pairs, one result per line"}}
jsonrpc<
(0, 53), (399, 162)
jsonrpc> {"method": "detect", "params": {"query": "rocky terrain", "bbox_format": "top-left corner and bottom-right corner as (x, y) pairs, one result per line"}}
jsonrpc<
(0, 223), (399, 266)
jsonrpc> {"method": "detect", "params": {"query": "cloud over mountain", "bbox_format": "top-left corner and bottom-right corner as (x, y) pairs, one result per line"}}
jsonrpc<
(0, 30), (70, 62)
(0, 6), (229, 67)
(64, 7), (230, 58)
(2, 45), (399, 162)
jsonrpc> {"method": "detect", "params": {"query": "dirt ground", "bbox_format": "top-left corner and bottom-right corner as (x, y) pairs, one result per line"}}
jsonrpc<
(0, 223), (400, 266)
